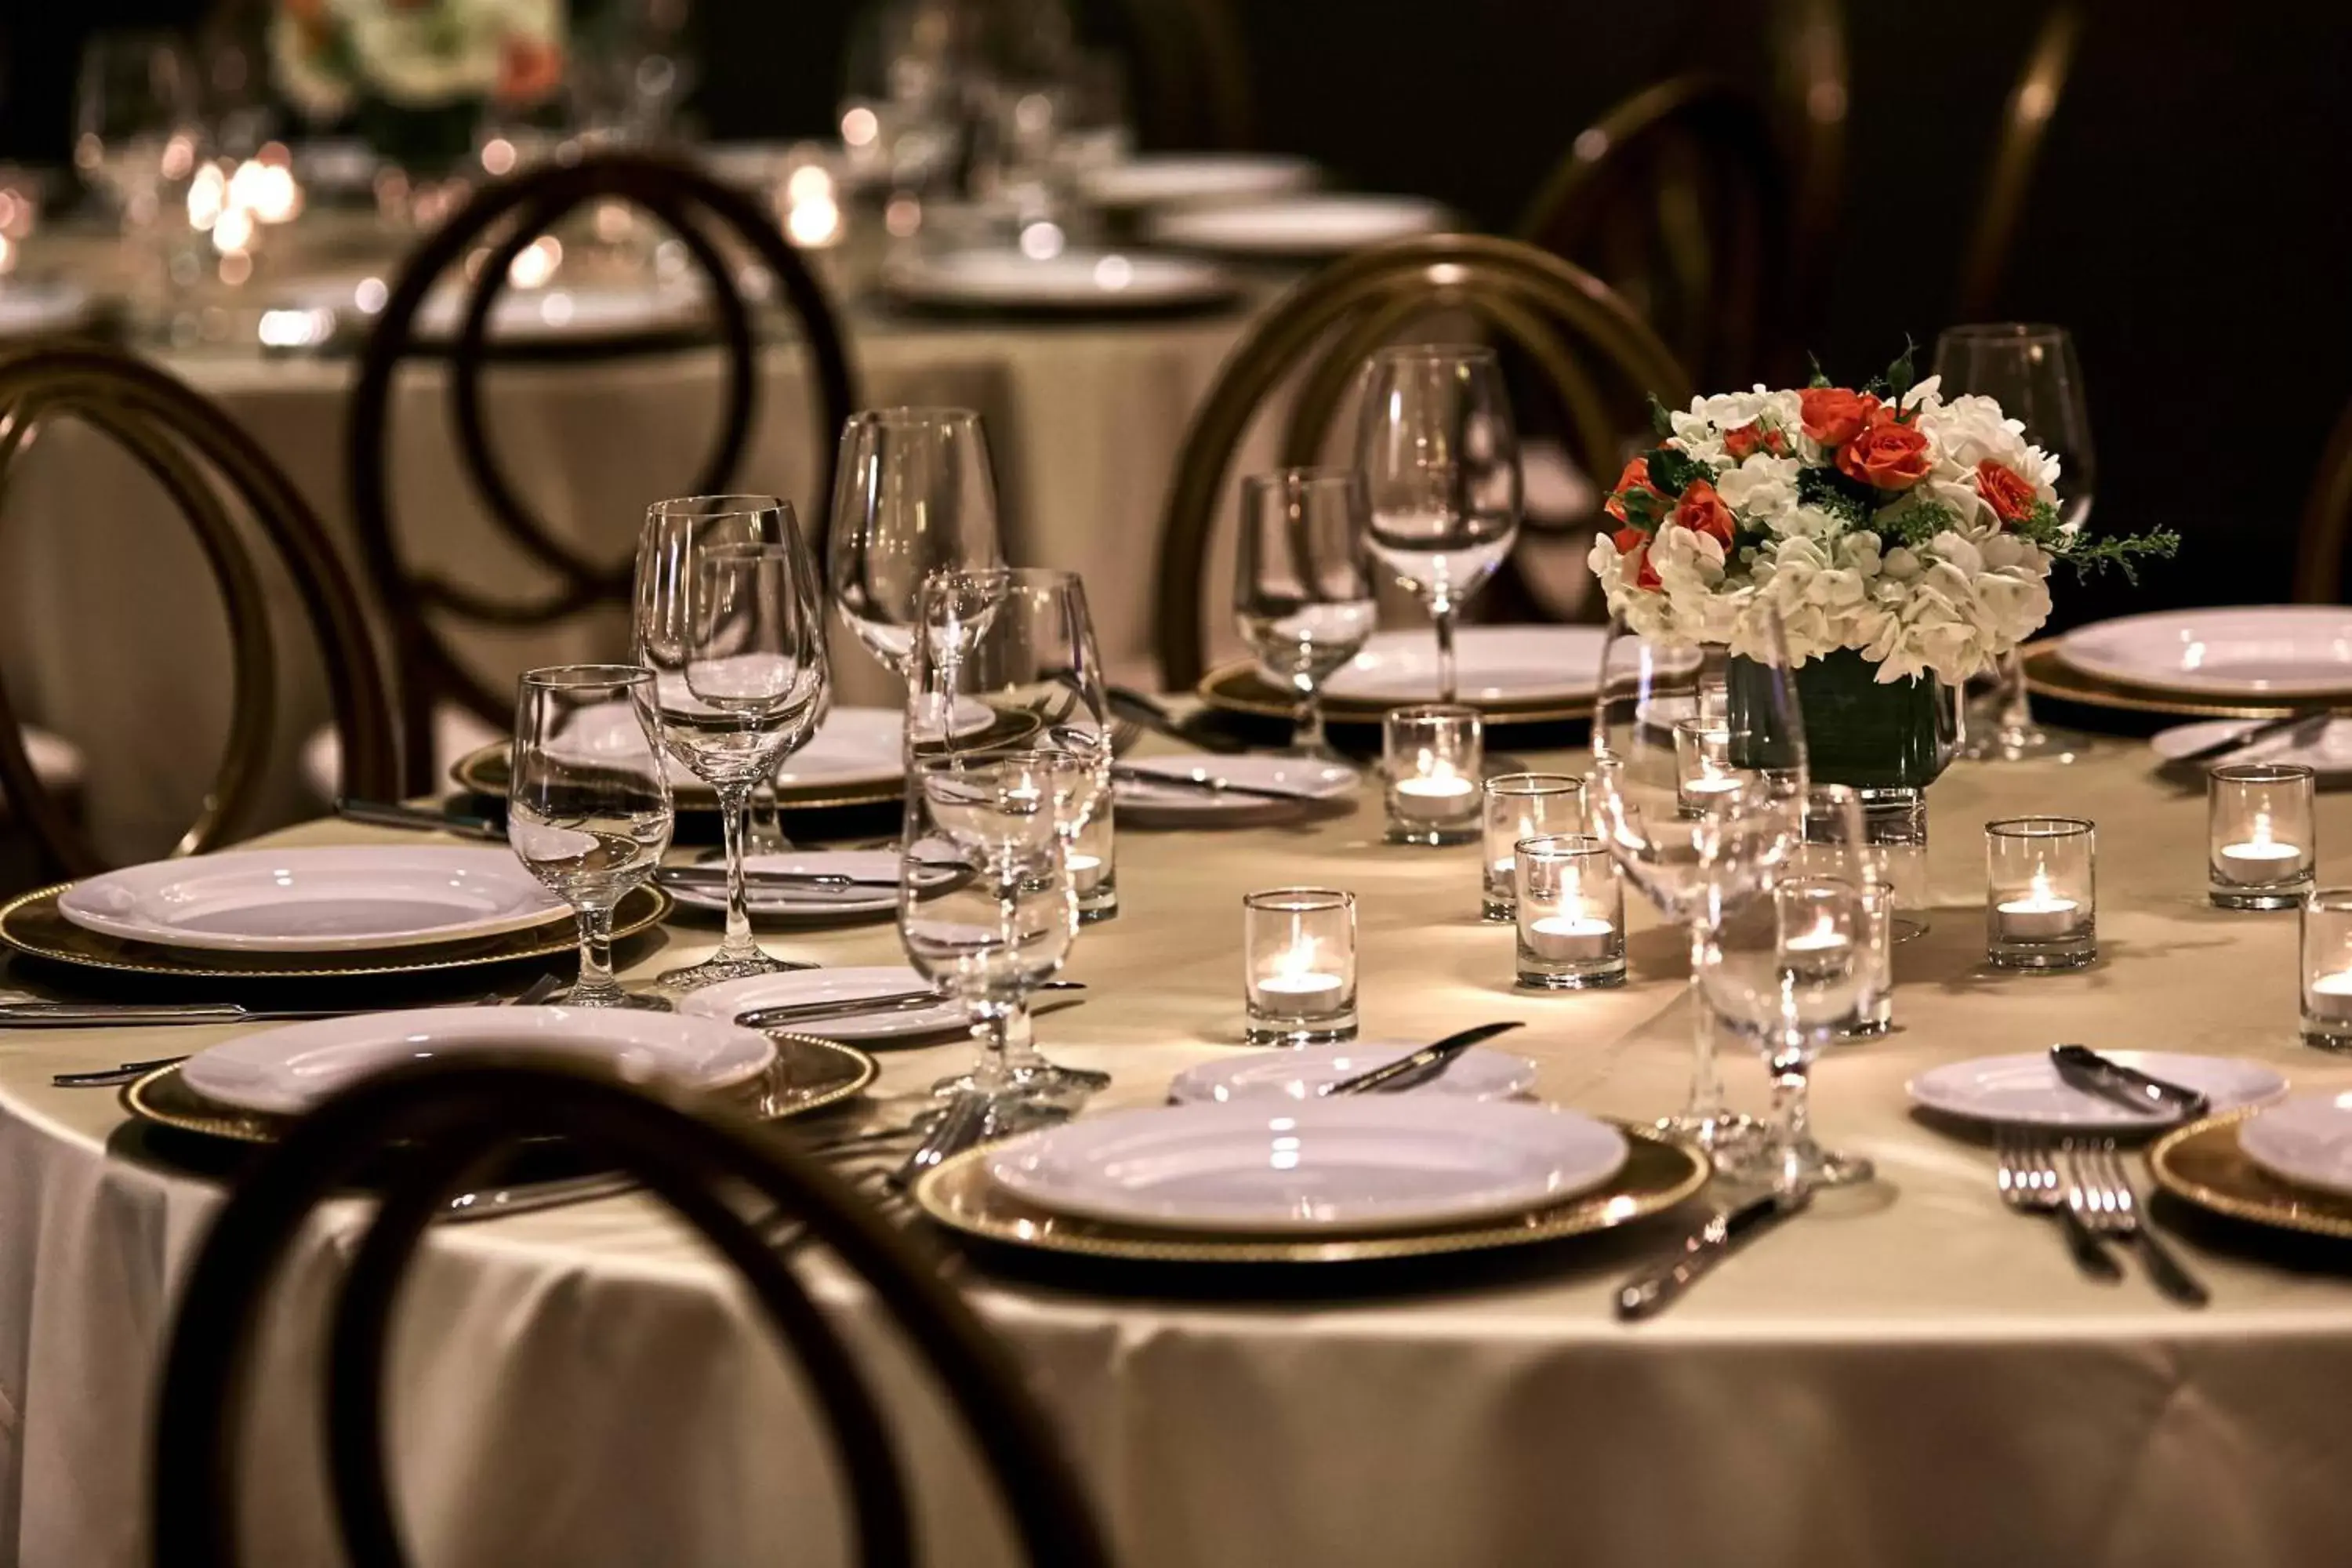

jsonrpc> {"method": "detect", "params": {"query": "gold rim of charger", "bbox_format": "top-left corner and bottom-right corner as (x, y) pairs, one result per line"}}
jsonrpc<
(2147, 1107), (2352, 1242)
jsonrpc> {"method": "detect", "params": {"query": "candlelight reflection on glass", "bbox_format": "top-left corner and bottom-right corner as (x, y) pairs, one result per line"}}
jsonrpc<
(1841, 879), (1896, 1037)
(1243, 887), (1359, 1044)
(1383, 702), (1482, 845)
(1985, 816), (2096, 970)
(2301, 888), (2352, 1051)
(2208, 762), (2314, 909)
(1674, 719), (1747, 816)
(1514, 834), (1624, 989)
(1071, 800), (1118, 924)
(1481, 773), (1584, 920)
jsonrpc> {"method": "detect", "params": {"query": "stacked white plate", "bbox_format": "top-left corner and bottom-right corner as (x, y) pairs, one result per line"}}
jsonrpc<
(881, 248), (1239, 315)
(1114, 754), (1360, 826)
(1326, 626), (1610, 707)
(681, 965), (967, 1044)
(1167, 1041), (1537, 1105)
(267, 273), (708, 343)
(1079, 153), (1319, 209)
(2058, 606), (2352, 699)
(2237, 1094), (2352, 1196)
(1905, 1051), (2287, 1130)
(1145, 194), (1450, 260)
(978, 1098), (1627, 1234)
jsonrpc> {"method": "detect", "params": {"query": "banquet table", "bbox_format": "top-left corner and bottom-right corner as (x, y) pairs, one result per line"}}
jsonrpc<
(4, 735), (2352, 1568)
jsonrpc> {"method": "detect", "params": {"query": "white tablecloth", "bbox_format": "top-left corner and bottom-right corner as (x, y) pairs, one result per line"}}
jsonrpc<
(4, 739), (2352, 1566)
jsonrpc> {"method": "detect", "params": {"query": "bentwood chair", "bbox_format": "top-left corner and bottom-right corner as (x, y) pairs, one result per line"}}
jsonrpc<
(1152, 234), (1689, 689)
(153, 1054), (1113, 1568)
(347, 150), (860, 796)
(1101, 0), (1253, 149)
(2291, 397), (2352, 604)
(0, 343), (397, 880)
(1954, 3), (2086, 320)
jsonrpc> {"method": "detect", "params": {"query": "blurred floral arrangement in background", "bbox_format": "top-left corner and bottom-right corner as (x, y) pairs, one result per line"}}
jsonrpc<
(270, 0), (567, 165)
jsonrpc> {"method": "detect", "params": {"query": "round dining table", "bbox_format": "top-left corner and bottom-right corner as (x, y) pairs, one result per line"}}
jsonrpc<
(2, 728), (2350, 1566)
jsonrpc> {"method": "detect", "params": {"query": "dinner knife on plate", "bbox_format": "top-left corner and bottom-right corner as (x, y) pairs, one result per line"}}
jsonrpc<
(1322, 1021), (1526, 1096)
(737, 981), (1083, 1030)
(2173, 710), (2332, 765)
(2049, 1044), (2212, 1120)
(1615, 1187), (1813, 1320)
(1112, 764), (1328, 804)
(333, 797), (504, 840)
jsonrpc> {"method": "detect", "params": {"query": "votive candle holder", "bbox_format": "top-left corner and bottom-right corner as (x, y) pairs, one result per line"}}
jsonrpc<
(1985, 816), (2096, 971)
(1838, 878), (1896, 1039)
(2208, 762), (2315, 910)
(2300, 887), (2352, 1051)
(1514, 833), (1625, 989)
(1674, 719), (1746, 816)
(1481, 773), (1585, 920)
(1243, 887), (1359, 1044)
(1383, 702), (1483, 846)
(1070, 800), (1118, 924)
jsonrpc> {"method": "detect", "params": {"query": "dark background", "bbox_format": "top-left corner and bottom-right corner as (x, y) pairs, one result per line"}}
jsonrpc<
(4, 0), (2349, 627)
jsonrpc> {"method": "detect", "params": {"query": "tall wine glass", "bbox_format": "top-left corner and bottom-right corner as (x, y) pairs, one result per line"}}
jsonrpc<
(75, 31), (201, 322)
(908, 566), (1112, 1095)
(1354, 344), (1522, 704)
(635, 497), (830, 990)
(508, 665), (675, 1010)
(1933, 324), (2096, 762)
(1234, 468), (1378, 762)
(828, 407), (1005, 681)
(1589, 605), (1808, 1154)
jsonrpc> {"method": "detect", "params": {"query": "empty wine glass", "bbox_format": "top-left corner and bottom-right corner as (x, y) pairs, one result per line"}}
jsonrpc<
(508, 665), (675, 1010)
(635, 497), (830, 990)
(1933, 324), (2096, 763)
(1233, 468), (1378, 761)
(901, 751), (1083, 1106)
(75, 31), (201, 321)
(1354, 344), (1522, 704)
(1589, 604), (1808, 1154)
(828, 407), (1004, 681)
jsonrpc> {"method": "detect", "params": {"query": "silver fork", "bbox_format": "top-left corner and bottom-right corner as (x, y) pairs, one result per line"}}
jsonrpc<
(2063, 1138), (2209, 1307)
(1994, 1127), (2120, 1282)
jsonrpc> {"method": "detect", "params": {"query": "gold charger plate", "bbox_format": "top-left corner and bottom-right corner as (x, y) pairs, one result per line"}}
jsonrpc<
(912, 1120), (1707, 1265)
(1196, 658), (1596, 728)
(2149, 1108), (2352, 1241)
(2021, 638), (2350, 722)
(0, 881), (669, 982)
(122, 1029), (877, 1145)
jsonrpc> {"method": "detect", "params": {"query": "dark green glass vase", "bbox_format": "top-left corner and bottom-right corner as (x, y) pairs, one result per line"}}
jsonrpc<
(1728, 648), (1957, 790)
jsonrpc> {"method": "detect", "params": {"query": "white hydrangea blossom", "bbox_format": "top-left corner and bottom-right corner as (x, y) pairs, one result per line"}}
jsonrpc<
(273, 0), (564, 117)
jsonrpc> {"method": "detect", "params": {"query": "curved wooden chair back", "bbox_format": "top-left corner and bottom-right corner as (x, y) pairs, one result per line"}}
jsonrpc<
(2292, 398), (2352, 604)
(1515, 75), (1791, 387)
(1109, 0), (1253, 148)
(348, 150), (859, 794)
(0, 344), (397, 878)
(1768, 0), (1848, 352)
(152, 1054), (1113, 1568)
(1955, 3), (2085, 319)
(1153, 234), (1690, 688)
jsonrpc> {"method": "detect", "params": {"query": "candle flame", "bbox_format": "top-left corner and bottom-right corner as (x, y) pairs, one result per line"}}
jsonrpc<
(2252, 809), (2273, 849)
(1273, 936), (1322, 984)
(2030, 867), (2053, 904)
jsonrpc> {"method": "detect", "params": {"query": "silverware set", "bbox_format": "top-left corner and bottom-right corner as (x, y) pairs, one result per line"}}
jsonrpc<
(735, 981), (1083, 1032)
(1110, 764), (1327, 804)
(1994, 1128), (2206, 1305)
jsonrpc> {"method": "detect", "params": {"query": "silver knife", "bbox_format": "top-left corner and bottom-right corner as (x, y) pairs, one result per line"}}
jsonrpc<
(657, 866), (895, 892)
(6, 1002), (360, 1029)
(1112, 764), (1328, 804)
(1323, 1022), (1526, 1096)
(1615, 1187), (1812, 1320)
(333, 797), (504, 840)
(2175, 710), (2331, 764)
(737, 980), (1081, 1031)
(2049, 1044), (2211, 1120)
(441, 1171), (641, 1222)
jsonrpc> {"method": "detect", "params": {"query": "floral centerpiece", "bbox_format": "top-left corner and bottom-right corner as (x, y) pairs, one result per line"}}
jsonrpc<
(1588, 345), (2176, 789)
(271, 0), (568, 174)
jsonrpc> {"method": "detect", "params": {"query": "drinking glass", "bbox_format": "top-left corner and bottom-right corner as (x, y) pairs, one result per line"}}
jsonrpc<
(1232, 468), (1377, 761)
(907, 567), (1112, 1094)
(901, 752), (1084, 1105)
(1933, 324), (2096, 762)
(634, 496), (830, 990)
(1589, 604), (1808, 1154)
(507, 665), (675, 1010)
(1354, 344), (1522, 704)
(828, 408), (1005, 681)
(75, 32), (201, 320)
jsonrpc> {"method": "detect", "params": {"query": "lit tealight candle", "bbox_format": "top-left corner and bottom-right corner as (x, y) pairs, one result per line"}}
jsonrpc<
(1526, 913), (1616, 962)
(2217, 817), (2305, 884)
(1394, 772), (1476, 822)
(1255, 970), (1345, 999)
(1994, 883), (2082, 940)
(2310, 971), (2352, 1022)
(1680, 775), (1742, 811)
(1067, 852), (1105, 894)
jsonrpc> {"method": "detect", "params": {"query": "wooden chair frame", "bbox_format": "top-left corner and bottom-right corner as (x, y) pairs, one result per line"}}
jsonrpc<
(0, 344), (397, 876)
(2292, 398), (2352, 604)
(1955, 3), (2085, 319)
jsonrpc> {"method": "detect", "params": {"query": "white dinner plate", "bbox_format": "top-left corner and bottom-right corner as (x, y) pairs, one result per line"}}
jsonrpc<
(1079, 154), (1319, 209)
(2059, 607), (2352, 699)
(0, 281), (92, 338)
(1325, 626), (1611, 705)
(180, 1006), (776, 1117)
(1145, 194), (1450, 259)
(268, 274), (706, 342)
(558, 703), (951, 794)
(2237, 1094), (2352, 1197)
(882, 248), (1238, 314)
(662, 850), (960, 921)
(1114, 753), (1359, 826)
(2151, 717), (2352, 779)
(1905, 1051), (2288, 1130)
(679, 965), (967, 1044)
(984, 1098), (1627, 1234)
(57, 847), (567, 953)
(1167, 1040), (1537, 1105)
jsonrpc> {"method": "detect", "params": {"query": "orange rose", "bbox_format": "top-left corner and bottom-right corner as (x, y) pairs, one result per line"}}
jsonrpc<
(1798, 387), (1881, 447)
(495, 37), (565, 107)
(1669, 478), (1737, 547)
(1722, 422), (1786, 461)
(1602, 456), (1664, 524)
(1611, 527), (1660, 590)
(1836, 412), (1933, 492)
(1976, 459), (2039, 524)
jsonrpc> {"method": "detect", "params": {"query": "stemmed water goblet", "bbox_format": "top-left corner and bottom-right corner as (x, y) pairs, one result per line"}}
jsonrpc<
(828, 406), (1006, 683)
(634, 495), (830, 990)
(507, 665), (675, 1010)
(1933, 324), (2096, 762)
(1353, 344), (1522, 704)
(1232, 467), (1377, 762)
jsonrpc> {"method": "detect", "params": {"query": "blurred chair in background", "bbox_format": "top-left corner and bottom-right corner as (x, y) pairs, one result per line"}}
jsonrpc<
(1954, 2), (2085, 320)
(2292, 396), (2352, 604)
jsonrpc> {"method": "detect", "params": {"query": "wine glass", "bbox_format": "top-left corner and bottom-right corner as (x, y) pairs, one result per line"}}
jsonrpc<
(634, 497), (830, 990)
(1233, 468), (1378, 762)
(1353, 344), (1522, 704)
(828, 407), (1005, 681)
(75, 31), (201, 321)
(1933, 324), (2096, 763)
(508, 665), (675, 1010)
(1589, 604), (1808, 1154)
(907, 566), (1112, 1094)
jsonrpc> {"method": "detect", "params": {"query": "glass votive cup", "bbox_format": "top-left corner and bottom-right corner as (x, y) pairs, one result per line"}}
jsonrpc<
(1383, 702), (1483, 846)
(2208, 762), (2316, 909)
(1070, 801), (1118, 924)
(1243, 887), (1359, 1044)
(1984, 816), (2096, 971)
(1674, 718), (1746, 816)
(1838, 879), (1896, 1039)
(1481, 773), (1586, 920)
(2301, 887), (2352, 1051)
(1514, 833), (1625, 989)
